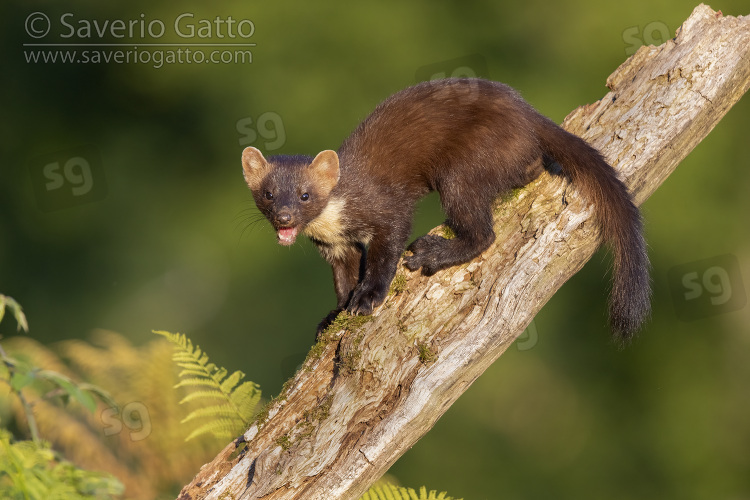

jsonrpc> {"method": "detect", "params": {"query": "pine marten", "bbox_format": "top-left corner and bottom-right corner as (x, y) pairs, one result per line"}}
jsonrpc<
(241, 78), (651, 342)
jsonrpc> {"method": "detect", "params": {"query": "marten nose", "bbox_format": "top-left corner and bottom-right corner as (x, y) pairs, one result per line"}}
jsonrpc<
(277, 212), (292, 225)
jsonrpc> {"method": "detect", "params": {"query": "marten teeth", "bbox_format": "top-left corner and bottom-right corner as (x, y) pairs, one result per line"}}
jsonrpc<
(277, 227), (299, 246)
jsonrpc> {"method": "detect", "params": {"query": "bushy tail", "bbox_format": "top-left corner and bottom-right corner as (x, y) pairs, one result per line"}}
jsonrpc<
(535, 115), (651, 344)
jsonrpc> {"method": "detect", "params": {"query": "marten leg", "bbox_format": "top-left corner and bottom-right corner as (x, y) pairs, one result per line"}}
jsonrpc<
(347, 226), (411, 316)
(316, 243), (364, 336)
(405, 181), (496, 276)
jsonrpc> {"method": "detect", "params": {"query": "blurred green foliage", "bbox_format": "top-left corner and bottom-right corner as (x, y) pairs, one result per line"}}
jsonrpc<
(0, 428), (124, 500)
(0, 305), (125, 499)
(1, 1), (748, 499)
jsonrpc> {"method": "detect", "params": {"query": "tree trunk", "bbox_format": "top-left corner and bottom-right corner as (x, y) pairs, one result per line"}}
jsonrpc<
(179, 5), (750, 499)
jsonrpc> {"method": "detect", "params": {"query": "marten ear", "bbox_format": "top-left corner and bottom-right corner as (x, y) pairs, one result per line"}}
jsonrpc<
(241, 147), (270, 192)
(309, 150), (340, 197)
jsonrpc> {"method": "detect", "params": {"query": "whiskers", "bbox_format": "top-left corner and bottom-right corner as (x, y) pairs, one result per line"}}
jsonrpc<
(234, 204), (270, 245)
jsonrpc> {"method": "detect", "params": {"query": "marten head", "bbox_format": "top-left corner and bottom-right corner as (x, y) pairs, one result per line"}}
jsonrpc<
(241, 147), (340, 246)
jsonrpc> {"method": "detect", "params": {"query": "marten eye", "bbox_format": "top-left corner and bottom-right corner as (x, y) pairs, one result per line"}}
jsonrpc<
(300, 193), (310, 201)
(264, 191), (273, 201)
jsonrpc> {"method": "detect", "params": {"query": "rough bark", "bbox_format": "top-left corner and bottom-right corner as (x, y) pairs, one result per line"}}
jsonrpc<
(179, 5), (749, 499)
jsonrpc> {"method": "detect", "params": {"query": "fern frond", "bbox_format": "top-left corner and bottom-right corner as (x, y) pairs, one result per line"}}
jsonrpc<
(229, 380), (261, 402)
(173, 377), (223, 389)
(219, 370), (243, 393)
(172, 352), (207, 364)
(153, 330), (261, 441)
(358, 483), (460, 500)
(180, 405), (244, 423)
(175, 362), (207, 371)
(177, 368), (212, 378)
(17, 329), (226, 499)
(178, 390), (228, 405)
(172, 351), (208, 366)
(229, 381), (262, 419)
(153, 330), (186, 348)
(212, 366), (228, 381)
(183, 418), (240, 442)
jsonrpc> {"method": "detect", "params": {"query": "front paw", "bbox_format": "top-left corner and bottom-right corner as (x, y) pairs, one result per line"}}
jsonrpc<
(346, 282), (387, 316)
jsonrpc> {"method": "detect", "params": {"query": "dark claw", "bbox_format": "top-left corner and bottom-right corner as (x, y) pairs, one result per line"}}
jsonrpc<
(346, 281), (387, 316)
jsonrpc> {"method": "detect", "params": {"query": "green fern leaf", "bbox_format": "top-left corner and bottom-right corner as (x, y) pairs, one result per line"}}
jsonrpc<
(173, 377), (221, 389)
(0, 294), (29, 332)
(154, 330), (262, 442)
(175, 361), (205, 369)
(177, 368), (212, 378)
(37, 370), (97, 412)
(229, 381), (261, 421)
(171, 349), (197, 361)
(172, 352), (204, 364)
(152, 330), (182, 344)
(178, 390), (228, 405)
(180, 405), (242, 423)
(219, 370), (244, 394)
(358, 483), (460, 500)
(210, 366), (228, 384)
(183, 418), (239, 442)
(229, 380), (261, 403)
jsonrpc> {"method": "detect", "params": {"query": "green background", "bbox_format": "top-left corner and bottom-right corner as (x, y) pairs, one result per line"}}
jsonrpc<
(2, 1), (749, 498)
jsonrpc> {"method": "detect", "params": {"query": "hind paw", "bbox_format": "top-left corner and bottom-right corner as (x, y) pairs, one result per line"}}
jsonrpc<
(404, 235), (446, 276)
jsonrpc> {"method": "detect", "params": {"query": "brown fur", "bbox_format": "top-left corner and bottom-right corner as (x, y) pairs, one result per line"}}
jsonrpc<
(242, 78), (651, 342)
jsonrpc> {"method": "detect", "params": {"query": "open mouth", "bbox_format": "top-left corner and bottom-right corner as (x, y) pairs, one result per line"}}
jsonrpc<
(276, 226), (300, 246)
